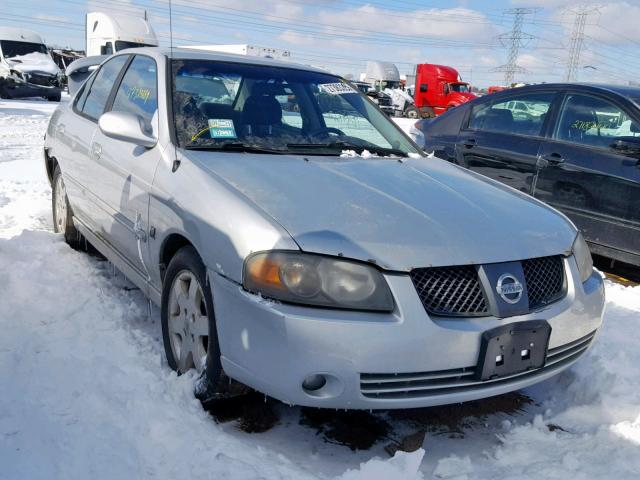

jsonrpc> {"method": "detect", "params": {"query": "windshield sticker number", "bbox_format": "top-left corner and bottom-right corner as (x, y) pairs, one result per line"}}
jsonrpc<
(319, 83), (357, 95)
(208, 119), (237, 139)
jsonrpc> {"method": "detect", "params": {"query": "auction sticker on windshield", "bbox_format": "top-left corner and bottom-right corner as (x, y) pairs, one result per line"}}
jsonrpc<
(208, 119), (237, 139)
(319, 83), (357, 95)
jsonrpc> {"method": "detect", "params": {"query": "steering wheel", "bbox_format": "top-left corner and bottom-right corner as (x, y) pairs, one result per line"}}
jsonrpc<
(307, 127), (346, 138)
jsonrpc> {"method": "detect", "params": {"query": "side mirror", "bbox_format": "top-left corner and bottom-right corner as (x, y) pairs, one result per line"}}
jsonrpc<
(419, 84), (428, 93)
(98, 111), (157, 148)
(610, 137), (640, 159)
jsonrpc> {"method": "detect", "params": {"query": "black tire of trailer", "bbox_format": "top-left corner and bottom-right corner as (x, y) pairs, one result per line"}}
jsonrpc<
(419, 107), (435, 119)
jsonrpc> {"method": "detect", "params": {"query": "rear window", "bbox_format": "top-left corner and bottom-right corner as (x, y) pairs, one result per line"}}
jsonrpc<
(469, 93), (554, 137)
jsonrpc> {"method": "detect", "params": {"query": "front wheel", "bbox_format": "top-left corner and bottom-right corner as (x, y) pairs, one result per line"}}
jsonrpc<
(52, 165), (80, 248)
(46, 93), (61, 102)
(161, 246), (227, 402)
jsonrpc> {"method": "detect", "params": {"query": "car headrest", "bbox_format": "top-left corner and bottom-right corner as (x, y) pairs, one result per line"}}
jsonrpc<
(484, 108), (513, 131)
(243, 95), (282, 126)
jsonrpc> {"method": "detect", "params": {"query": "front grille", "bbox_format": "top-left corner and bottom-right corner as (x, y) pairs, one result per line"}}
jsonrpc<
(410, 255), (566, 317)
(410, 265), (488, 317)
(360, 330), (596, 399)
(27, 73), (57, 87)
(523, 256), (565, 310)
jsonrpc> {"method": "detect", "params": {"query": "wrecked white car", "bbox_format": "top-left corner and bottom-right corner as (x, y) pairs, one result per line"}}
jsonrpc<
(0, 27), (62, 101)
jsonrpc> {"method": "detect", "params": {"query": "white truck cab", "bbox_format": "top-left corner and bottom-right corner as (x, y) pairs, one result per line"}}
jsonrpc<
(0, 26), (62, 101)
(85, 12), (158, 57)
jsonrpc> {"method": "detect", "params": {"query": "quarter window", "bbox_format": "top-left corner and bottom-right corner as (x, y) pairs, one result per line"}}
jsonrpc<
(80, 55), (129, 121)
(469, 93), (554, 136)
(111, 55), (158, 129)
(554, 94), (640, 148)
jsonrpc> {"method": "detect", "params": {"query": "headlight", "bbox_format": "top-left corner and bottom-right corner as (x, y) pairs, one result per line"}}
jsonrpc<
(243, 251), (394, 312)
(572, 233), (593, 283)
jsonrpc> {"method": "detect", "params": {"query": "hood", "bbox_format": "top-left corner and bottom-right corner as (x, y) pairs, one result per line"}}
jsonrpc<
(5, 52), (60, 76)
(186, 152), (576, 271)
(449, 91), (477, 105)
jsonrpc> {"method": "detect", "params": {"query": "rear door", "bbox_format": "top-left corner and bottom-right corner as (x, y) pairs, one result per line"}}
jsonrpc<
(535, 91), (640, 264)
(89, 54), (161, 283)
(456, 91), (557, 194)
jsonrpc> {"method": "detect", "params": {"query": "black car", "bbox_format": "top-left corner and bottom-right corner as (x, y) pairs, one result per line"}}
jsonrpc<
(415, 83), (640, 268)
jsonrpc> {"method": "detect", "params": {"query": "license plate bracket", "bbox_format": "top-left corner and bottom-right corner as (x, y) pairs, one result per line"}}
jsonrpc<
(476, 320), (551, 381)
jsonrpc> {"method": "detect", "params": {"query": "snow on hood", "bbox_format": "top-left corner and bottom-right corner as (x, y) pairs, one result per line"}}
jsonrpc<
(5, 52), (60, 75)
(185, 151), (576, 270)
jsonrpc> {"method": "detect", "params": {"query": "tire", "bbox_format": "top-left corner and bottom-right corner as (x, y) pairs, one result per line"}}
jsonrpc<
(46, 93), (61, 102)
(52, 165), (80, 248)
(405, 106), (419, 119)
(161, 246), (225, 402)
(419, 107), (435, 119)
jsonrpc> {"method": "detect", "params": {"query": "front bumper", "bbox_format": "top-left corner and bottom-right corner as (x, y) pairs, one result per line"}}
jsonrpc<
(211, 256), (605, 409)
(0, 78), (61, 99)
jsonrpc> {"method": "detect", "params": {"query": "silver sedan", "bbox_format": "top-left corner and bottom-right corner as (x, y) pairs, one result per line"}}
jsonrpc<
(45, 48), (605, 409)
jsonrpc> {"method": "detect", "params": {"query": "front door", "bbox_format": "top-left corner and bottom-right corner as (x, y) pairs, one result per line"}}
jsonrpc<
(456, 92), (556, 194)
(90, 54), (161, 284)
(535, 92), (640, 264)
(62, 54), (130, 231)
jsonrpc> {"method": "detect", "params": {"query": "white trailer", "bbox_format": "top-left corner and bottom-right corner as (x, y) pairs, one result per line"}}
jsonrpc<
(182, 44), (291, 61)
(85, 12), (158, 57)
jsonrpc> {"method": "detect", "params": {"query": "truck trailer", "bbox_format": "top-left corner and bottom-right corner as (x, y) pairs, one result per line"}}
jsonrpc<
(182, 44), (291, 61)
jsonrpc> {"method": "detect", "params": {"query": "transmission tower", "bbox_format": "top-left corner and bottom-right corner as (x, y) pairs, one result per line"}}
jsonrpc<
(564, 6), (599, 82)
(493, 8), (538, 85)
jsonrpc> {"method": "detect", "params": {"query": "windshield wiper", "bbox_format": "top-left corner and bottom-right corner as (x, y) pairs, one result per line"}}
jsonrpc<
(184, 142), (287, 155)
(286, 141), (407, 157)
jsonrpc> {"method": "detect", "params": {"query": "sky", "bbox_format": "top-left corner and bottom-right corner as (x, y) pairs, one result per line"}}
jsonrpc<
(3, 0), (640, 87)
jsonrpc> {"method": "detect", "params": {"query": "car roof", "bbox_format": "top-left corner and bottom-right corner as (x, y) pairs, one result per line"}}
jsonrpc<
(118, 46), (332, 75)
(489, 82), (640, 107)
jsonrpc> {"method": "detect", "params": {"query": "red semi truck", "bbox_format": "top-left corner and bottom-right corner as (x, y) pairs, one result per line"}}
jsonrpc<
(409, 64), (477, 118)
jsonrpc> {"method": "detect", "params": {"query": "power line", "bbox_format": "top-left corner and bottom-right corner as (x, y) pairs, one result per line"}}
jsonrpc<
(492, 8), (538, 85)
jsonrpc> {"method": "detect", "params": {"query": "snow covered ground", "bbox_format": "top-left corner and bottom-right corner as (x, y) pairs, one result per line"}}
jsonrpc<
(1, 98), (639, 479)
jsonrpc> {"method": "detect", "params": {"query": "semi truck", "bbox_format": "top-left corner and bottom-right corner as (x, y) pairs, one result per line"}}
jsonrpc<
(182, 44), (291, 61)
(0, 26), (62, 101)
(85, 12), (158, 57)
(363, 61), (416, 117)
(409, 63), (477, 118)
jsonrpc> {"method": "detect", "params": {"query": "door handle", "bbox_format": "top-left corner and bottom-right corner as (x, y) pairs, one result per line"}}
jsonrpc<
(541, 152), (564, 164)
(462, 138), (476, 148)
(91, 142), (102, 159)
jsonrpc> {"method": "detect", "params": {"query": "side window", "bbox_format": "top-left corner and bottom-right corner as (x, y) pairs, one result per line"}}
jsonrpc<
(111, 55), (158, 129)
(100, 42), (113, 55)
(81, 55), (129, 121)
(469, 93), (554, 136)
(554, 94), (640, 149)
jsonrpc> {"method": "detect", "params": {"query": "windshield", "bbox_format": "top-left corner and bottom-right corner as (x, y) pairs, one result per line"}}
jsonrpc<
(0, 40), (48, 58)
(450, 83), (471, 93)
(115, 41), (155, 51)
(171, 59), (420, 156)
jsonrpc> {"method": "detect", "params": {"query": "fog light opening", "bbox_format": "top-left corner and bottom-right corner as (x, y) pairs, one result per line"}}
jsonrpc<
(302, 374), (327, 392)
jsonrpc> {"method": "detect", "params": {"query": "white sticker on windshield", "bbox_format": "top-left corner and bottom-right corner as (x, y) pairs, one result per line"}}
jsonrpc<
(208, 119), (237, 139)
(319, 83), (357, 95)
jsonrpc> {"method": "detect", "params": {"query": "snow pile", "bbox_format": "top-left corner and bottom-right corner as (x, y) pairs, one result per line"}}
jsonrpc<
(340, 149), (374, 158)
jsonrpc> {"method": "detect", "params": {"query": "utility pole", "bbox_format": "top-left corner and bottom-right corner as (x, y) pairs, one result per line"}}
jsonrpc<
(564, 5), (599, 82)
(493, 8), (537, 85)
